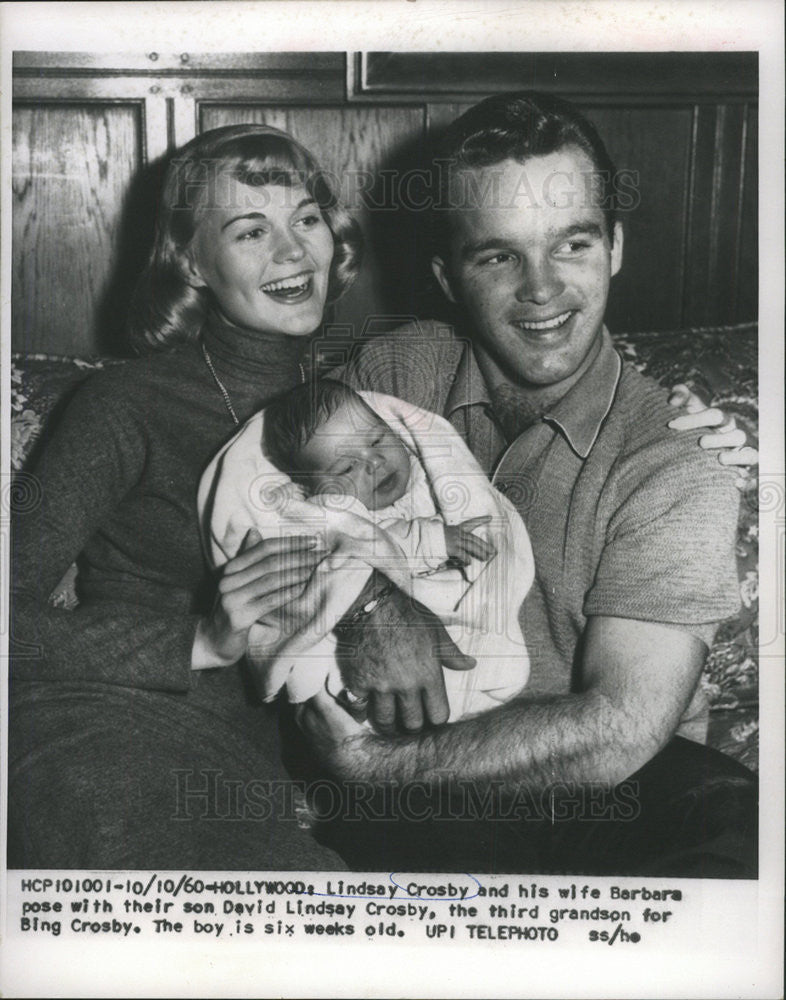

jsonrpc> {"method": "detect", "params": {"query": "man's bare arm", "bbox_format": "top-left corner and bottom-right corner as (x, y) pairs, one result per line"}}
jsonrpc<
(300, 616), (707, 790)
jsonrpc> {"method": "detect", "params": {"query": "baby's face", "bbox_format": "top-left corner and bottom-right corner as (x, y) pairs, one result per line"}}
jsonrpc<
(295, 400), (411, 510)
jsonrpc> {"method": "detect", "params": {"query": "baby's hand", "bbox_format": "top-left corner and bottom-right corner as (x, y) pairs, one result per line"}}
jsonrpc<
(443, 516), (495, 565)
(284, 481), (308, 501)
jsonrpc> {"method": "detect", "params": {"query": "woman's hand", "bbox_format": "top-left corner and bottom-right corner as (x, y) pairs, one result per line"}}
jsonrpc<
(200, 528), (326, 665)
(337, 585), (475, 734)
(667, 384), (758, 472)
(296, 684), (373, 781)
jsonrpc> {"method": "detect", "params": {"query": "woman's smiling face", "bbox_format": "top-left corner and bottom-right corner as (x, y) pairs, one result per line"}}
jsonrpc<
(187, 174), (335, 336)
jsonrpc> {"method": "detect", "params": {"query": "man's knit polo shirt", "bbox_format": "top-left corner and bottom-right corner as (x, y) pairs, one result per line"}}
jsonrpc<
(343, 321), (741, 738)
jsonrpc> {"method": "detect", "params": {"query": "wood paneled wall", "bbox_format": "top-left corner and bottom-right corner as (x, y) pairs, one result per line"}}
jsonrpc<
(12, 105), (143, 356)
(12, 51), (757, 357)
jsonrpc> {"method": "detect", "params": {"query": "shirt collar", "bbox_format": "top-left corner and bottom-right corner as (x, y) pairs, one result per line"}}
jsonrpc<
(445, 327), (622, 460)
(542, 328), (622, 459)
(444, 336), (492, 415)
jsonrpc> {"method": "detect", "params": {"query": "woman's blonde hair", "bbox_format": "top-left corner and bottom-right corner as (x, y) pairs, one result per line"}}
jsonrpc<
(127, 124), (362, 353)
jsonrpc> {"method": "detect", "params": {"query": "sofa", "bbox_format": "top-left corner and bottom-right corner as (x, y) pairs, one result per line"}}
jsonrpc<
(9, 321), (759, 770)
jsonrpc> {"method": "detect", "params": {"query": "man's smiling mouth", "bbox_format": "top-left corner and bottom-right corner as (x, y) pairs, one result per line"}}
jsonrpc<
(512, 310), (574, 332)
(261, 272), (313, 300)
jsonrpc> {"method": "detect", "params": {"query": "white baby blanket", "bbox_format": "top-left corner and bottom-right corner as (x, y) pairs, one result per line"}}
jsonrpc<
(198, 391), (533, 719)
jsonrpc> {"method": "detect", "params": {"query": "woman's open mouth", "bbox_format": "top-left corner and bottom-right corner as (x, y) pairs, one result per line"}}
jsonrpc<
(260, 272), (314, 304)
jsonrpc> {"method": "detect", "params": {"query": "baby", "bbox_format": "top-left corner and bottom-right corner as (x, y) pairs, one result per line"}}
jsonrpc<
(199, 379), (534, 723)
(262, 379), (497, 582)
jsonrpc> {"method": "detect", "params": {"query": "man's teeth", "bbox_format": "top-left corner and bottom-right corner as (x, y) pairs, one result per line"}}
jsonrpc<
(516, 311), (573, 331)
(261, 275), (310, 293)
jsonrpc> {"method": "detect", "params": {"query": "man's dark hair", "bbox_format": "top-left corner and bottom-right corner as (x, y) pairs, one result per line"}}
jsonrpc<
(262, 378), (362, 478)
(433, 91), (618, 252)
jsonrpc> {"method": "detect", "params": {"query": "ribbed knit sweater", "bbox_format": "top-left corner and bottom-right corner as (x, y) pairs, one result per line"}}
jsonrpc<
(11, 311), (311, 692)
(9, 311), (354, 868)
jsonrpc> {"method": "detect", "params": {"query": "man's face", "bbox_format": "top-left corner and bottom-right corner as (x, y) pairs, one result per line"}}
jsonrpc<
(432, 147), (623, 388)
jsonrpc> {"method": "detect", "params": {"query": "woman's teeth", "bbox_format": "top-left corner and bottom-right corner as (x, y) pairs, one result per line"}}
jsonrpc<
(261, 275), (311, 296)
(515, 310), (573, 331)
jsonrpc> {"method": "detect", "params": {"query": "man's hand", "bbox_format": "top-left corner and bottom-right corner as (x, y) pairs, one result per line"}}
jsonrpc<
(306, 616), (709, 790)
(444, 515), (496, 565)
(337, 584), (475, 734)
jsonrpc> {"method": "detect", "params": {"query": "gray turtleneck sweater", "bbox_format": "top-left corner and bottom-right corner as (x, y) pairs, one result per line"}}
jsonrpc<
(12, 312), (311, 692)
(9, 313), (349, 868)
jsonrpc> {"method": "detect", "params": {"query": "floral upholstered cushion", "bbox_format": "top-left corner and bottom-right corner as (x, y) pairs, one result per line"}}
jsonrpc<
(10, 328), (760, 770)
(10, 354), (122, 472)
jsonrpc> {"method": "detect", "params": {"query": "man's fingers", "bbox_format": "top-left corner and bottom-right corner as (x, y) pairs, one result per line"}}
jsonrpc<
(336, 686), (370, 724)
(440, 649), (476, 671)
(397, 692), (424, 732)
(421, 613), (477, 671)
(719, 446), (759, 467)
(435, 623), (476, 671)
(370, 691), (396, 734)
(667, 407), (725, 431)
(422, 685), (450, 727)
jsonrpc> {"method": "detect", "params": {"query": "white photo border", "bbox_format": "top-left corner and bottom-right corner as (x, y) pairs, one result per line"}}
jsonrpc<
(0, 2), (783, 997)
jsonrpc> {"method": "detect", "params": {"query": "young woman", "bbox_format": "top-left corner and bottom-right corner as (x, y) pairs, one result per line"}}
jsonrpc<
(10, 124), (363, 869)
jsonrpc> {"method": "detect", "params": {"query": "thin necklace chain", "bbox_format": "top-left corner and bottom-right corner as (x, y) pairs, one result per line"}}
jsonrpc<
(201, 338), (306, 427)
(201, 339), (239, 425)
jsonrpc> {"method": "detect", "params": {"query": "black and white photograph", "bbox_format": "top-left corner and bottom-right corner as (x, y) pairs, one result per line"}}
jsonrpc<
(1, 2), (783, 997)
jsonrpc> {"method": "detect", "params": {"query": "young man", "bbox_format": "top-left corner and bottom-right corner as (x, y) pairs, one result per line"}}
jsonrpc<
(297, 92), (757, 877)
